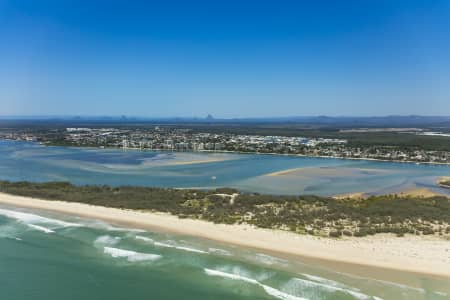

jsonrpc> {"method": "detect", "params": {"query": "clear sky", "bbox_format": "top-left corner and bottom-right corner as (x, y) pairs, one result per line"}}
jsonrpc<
(1, 0), (450, 118)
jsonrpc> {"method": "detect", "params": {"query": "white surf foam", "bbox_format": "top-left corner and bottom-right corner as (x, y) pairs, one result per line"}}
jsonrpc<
(204, 268), (307, 300)
(137, 237), (208, 254)
(105, 225), (145, 233)
(135, 235), (154, 242)
(27, 224), (55, 234)
(292, 278), (372, 300)
(334, 270), (425, 294)
(204, 268), (259, 284)
(261, 284), (308, 300)
(371, 278), (425, 294)
(253, 253), (288, 265)
(5, 236), (22, 241)
(299, 273), (374, 297)
(103, 247), (161, 262)
(300, 273), (350, 289)
(87, 220), (145, 232)
(153, 241), (208, 254)
(208, 247), (232, 256)
(0, 208), (81, 228)
(94, 235), (120, 245)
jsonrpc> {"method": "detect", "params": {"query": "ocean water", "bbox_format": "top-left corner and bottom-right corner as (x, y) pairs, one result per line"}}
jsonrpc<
(0, 205), (449, 300)
(0, 140), (449, 196)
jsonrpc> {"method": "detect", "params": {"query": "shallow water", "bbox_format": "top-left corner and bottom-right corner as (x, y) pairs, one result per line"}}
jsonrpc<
(0, 205), (449, 300)
(0, 140), (449, 196)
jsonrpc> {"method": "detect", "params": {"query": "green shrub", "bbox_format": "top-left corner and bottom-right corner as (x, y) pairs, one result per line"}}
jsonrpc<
(329, 230), (342, 238)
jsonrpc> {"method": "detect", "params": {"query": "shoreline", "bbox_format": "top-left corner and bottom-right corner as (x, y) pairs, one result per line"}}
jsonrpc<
(113, 148), (450, 166)
(438, 176), (450, 189)
(7, 139), (449, 166)
(0, 192), (449, 280)
(333, 187), (450, 199)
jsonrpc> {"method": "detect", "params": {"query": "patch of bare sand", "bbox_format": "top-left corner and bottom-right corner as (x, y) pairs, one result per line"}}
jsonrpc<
(333, 192), (368, 200)
(397, 187), (449, 198)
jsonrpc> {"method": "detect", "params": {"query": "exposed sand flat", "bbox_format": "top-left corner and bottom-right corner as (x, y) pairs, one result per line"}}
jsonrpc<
(397, 187), (450, 198)
(332, 192), (367, 199)
(145, 152), (233, 166)
(0, 192), (449, 279)
(438, 177), (450, 189)
(266, 167), (305, 176)
(265, 166), (391, 177)
(333, 187), (450, 199)
(167, 158), (228, 165)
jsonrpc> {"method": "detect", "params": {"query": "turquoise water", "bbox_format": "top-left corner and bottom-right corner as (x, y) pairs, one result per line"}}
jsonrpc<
(1, 140), (450, 299)
(0, 140), (449, 196)
(0, 205), (449, 300)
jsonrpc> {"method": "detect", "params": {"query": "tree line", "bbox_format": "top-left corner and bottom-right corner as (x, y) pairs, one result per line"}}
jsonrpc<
(1, 181), (449, 238)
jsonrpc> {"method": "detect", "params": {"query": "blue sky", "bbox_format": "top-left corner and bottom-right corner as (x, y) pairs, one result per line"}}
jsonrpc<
(1, 0), (449, 117)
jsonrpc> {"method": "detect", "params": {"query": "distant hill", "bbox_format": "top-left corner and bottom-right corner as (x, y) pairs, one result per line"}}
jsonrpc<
(1, 115), (450, 129)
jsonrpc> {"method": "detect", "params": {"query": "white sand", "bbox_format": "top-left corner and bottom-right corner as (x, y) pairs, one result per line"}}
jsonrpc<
(0, 192), (449, 278)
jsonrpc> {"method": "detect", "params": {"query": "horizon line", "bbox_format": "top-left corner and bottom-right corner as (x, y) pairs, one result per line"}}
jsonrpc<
(1, 114), (450, 120)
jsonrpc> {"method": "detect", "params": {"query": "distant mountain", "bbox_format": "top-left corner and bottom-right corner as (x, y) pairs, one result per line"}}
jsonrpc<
(1, 115), (450, 128)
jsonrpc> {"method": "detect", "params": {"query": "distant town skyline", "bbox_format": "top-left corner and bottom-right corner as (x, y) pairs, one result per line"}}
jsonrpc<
(1, 0), (450, 117)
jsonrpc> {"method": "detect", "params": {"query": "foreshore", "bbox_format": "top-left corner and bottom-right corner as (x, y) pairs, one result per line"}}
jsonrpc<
(1, 192), (449, 279)
(138, 148), (450, 166)
(30, 139), (450, 166)
(333, 187), (450, 199)
(438, 176), (450, 189)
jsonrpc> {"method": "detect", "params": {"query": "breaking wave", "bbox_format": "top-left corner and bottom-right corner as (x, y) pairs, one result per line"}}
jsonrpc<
(136, 236), (208, 254)
(94, 235), (121, 246)
(252, 253), (288, 265)
(86, 220), (145, 232)
(204, 268), (307, 300)
(103, 246), (161, 262)
(208, 247), (232, 256)
(27, 224), (55, 234)
(135, 235), (154, 242)
(105, 225), (145, 233)
(289, 277), (375, 300)
(153, 241), (208, 254)
(334, 270), (425, 294)
(205, 268), (385, 300)
(300, 273), (349, 288)
(0, 208), (81, 228)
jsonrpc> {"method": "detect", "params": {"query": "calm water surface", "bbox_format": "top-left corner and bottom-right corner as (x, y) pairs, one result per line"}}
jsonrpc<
(1, 140), (449, 196)
(1, 140), (450, 300)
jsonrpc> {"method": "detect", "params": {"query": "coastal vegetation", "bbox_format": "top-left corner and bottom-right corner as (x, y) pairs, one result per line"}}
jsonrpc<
(1, 181), (449, 238)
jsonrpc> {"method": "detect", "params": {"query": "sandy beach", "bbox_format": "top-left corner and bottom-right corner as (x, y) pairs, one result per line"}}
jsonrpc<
(333, 188), (450, 199)
(397, 187), (450, 198)
(0, 192), (449, 279)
